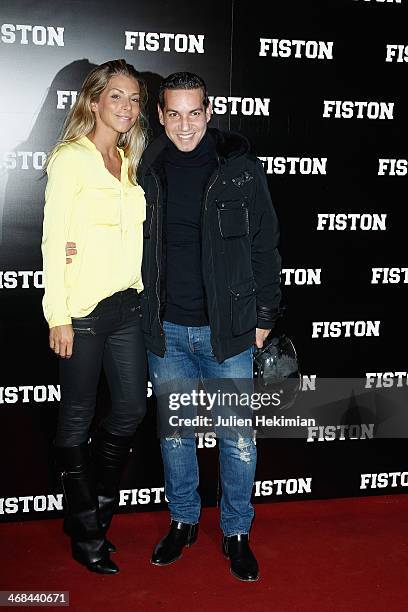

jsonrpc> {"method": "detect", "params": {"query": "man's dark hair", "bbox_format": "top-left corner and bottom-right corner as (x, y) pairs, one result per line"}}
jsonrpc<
(158, 72), (209, 110)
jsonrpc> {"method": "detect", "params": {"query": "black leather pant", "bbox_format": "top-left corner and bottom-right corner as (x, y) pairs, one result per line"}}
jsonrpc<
(56, 289), (147, 446)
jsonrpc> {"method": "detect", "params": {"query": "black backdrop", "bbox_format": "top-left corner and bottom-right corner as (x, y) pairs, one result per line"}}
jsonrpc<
(1, 0), (407, 521)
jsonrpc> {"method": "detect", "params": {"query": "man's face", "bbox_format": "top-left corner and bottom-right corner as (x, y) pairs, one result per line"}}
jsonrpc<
(158, 88), (212, 152)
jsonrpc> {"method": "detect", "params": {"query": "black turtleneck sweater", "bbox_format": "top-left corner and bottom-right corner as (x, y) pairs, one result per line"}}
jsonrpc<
(163, 131), (217, 326)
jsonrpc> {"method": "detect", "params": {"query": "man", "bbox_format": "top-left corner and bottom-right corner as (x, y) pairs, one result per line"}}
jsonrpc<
(66, 72), (281, 581)
(138, 72), (281, 582)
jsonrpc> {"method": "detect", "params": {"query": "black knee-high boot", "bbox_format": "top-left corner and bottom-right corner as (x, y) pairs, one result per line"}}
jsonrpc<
(56, 444), (119, 574)
(93, 429), (134, 544)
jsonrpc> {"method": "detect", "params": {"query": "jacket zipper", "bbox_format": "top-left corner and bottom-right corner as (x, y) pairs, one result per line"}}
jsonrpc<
(72, 327), (96, 336)
(201, 162), (220, 354)
(203, 166), (219, 212)
(152, 171), (166, 349)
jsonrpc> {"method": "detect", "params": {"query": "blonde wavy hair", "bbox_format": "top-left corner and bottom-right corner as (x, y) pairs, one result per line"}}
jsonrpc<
(47, 59), (148, 184)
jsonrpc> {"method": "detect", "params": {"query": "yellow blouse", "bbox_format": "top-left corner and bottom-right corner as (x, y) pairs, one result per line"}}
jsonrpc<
(41, 136), (146, 328)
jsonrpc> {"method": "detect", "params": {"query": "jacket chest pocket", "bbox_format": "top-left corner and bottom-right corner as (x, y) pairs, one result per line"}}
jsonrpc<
(217, 200), (249, 238)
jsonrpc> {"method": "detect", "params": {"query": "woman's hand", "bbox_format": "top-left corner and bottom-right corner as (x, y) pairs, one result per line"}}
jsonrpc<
(66, 241), (77, 264)
(49, 324), (74, 358)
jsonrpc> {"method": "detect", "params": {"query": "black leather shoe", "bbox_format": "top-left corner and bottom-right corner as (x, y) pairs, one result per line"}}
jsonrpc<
(72, 547), (119, 575)
(151, 521), (198, 566)
(222, 534), (259, 581)
(68, 508), (120, 574)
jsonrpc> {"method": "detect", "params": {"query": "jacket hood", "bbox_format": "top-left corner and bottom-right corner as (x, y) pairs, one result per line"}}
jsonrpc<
(208, 127), (250, 160)
(138, 127), (250, 178)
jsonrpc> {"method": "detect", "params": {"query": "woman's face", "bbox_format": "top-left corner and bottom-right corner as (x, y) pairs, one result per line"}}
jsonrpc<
(91, 74), (140, 135)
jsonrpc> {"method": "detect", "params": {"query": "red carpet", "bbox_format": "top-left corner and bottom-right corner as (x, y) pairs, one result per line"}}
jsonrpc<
(1, 495), (408, 611)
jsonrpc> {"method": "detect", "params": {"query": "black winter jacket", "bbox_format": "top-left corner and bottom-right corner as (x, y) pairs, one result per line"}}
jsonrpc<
(137, 127), (281, 363)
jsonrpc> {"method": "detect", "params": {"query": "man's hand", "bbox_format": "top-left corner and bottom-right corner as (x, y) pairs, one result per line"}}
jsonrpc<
(66, 241), (77, 264)
(255, 328), (271, 349)
(50, 324), (74, 358)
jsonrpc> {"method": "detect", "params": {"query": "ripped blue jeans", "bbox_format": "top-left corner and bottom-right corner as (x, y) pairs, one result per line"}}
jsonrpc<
(148, 321), (256, 536)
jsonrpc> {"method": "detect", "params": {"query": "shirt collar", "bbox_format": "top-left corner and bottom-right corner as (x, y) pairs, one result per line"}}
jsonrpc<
(79, 135), (125, 160)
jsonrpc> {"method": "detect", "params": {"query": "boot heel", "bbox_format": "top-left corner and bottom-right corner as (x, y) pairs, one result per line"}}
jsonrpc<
(186, 527), (198, 547)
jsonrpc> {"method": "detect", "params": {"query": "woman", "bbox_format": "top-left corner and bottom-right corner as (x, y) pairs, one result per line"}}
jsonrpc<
(42, 59), (148, 574)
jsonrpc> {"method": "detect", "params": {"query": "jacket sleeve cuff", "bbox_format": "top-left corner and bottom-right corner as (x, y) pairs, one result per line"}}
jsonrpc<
(256, 306), (281, 329)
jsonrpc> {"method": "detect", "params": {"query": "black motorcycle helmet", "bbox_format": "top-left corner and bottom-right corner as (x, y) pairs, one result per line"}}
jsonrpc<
(253, 333), (301, 410)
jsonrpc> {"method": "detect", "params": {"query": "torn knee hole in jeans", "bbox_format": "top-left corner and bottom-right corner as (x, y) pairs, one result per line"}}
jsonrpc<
(165, 435), (182, 448)
(237, 437), (253, 463)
